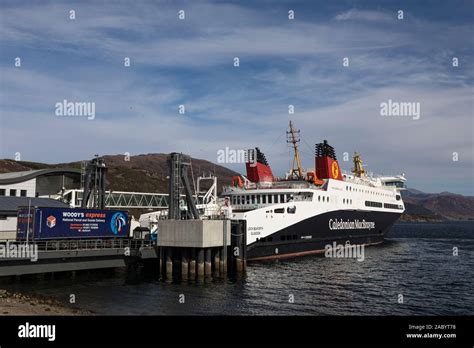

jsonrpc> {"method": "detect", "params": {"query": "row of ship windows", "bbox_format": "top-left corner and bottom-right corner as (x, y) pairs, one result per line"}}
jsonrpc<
(365, 201), (404, 209)
(266, 207), (296, 214)
(384, 203), (404, 210)
(230, 194), (400, 207)
(257, 235), (298, 243)
(230, 194), (289, 205)
(345, 185), (393, 198)
(317, 196), (329, 203)
(230, 194), (322, 205)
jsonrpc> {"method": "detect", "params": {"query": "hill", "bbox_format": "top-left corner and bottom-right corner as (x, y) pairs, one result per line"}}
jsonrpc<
(1, 157), (473, 221)
(0, 154), (238, 193)
(401, 188), (474, 221)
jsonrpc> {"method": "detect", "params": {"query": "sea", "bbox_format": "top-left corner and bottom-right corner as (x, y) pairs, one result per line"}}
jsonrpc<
(3, 221), (473, 315)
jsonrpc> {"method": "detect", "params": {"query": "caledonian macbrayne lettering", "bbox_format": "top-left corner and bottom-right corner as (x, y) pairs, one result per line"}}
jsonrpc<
(328, 219), (375, 231)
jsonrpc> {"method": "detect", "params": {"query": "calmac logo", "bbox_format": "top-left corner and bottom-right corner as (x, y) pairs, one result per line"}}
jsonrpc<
(331, 161), (339, 179)
(110, 212), (127, 235)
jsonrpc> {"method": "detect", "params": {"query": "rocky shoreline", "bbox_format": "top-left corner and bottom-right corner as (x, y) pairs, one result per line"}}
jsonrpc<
(399, 214), (444, 223)
(0, 289), (93, 315)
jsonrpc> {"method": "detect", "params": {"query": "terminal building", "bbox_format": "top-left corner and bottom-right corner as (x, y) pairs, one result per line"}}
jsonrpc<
(0, 168), (81, 198)
(0, 169), (80, 240)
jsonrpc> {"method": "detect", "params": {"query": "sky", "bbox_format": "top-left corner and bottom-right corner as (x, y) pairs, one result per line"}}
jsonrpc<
(0, 0), (473, 194)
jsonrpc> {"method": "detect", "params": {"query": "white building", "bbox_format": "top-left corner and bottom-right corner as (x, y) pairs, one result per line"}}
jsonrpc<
(0, 169), (81, 240)
(0, 168), (81, 198)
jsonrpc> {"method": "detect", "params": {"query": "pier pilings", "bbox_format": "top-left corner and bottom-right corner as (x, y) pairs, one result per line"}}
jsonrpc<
(156, 219), (246, 282)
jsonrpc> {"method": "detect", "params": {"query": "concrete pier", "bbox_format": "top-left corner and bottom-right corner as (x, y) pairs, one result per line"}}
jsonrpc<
(0, 239), (157, 277)
(153, 219), (246, 281)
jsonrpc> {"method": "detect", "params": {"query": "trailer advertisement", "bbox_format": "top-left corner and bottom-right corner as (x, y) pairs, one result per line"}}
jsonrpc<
(16, 207), (130, 240)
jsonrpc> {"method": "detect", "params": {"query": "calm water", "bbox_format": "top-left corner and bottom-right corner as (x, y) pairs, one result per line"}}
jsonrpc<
(3, 221), (473, 315)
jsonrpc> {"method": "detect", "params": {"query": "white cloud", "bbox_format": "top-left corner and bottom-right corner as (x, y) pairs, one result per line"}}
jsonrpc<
(335, 9), (393, 22)
(0, 1), (472, 194)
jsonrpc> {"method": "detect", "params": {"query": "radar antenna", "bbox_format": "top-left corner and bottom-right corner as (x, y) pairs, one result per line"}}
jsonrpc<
(352, 152), (366, 178)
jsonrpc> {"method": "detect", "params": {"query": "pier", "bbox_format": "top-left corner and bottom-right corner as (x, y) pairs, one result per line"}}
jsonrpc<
(0, 152), (248, 280)
(156, 219), (246, 281)
(0, 220), (246, 279)
(0, 239), (156, 276)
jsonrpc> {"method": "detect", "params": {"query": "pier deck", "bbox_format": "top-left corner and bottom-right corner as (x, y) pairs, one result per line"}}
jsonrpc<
(0, 239), (157, 276)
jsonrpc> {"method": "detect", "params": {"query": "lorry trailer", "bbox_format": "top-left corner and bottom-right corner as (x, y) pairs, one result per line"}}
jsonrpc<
(16, 206), (130, 241)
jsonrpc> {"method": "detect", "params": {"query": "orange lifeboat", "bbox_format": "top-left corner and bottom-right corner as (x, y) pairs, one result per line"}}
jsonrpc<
(232, 175), (244, 188)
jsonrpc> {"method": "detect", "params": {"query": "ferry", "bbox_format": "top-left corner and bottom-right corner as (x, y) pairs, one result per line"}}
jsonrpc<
(222, 121), (406, 260)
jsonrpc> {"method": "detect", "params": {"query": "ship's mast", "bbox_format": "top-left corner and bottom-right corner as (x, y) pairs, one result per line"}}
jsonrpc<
(287, 120), (304, 180)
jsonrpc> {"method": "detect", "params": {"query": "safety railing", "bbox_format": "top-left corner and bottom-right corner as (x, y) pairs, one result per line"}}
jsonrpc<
(0, 239), (154, 252)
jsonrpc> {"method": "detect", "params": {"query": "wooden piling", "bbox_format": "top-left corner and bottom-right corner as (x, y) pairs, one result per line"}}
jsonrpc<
(214, 248), (220, 276)
(189, 248), (196, 280)
(166, 248), (173, 281)
(159, 247), (164, 279)
(181, 249), (189, 280)
(236, 227), (244, 273)
(222, 246), (228, 274)
(197, 249), (205, 277)
(205, 248), (212, 277)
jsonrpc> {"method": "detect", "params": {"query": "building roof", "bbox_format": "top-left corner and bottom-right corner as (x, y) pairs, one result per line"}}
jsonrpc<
(0, 196), (69, 215)
(0, 168), (81, 185)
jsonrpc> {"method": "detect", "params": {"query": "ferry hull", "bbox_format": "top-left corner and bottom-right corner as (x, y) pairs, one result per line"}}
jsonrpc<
(246, 210), (401, 261)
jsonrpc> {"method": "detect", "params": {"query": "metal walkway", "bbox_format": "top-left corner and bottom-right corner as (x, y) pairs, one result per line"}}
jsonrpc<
(54, 189), (204, 209)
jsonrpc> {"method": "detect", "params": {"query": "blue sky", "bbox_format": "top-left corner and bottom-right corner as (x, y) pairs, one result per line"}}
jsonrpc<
(0, 0), (473, 194)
